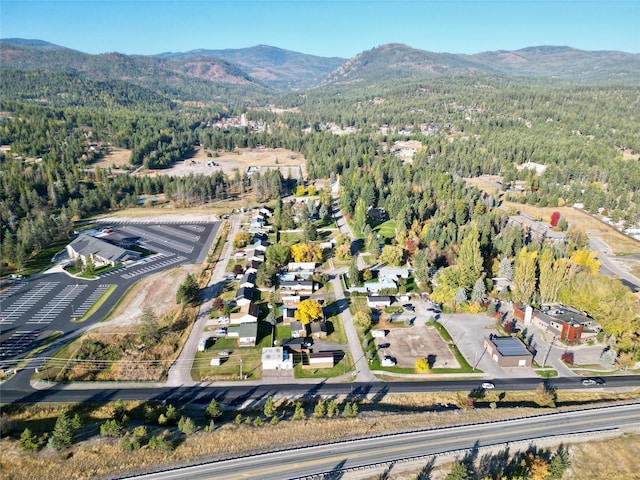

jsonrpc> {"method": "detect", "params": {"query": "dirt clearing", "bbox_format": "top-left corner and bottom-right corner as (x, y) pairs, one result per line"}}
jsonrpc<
(141, 146), (306, 179)
(379, 325), (459, 369)
(95, 264), (199, 330)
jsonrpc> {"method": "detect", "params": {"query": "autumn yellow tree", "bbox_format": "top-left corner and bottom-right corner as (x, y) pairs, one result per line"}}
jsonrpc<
(525, 453), (550, 480)
(353, 311), (371, 330)
(233, 232), (253, 249)
(290, 243), (323, 263)
(415, 358), (431, 373)
(570, 248), (601, 274)
(294, 299), (323, 324)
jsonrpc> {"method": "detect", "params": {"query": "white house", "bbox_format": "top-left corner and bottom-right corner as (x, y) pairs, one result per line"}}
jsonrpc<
(262, 347), (294, 370)
(364, 280), (398, 294)
(367, 295), (393, 308)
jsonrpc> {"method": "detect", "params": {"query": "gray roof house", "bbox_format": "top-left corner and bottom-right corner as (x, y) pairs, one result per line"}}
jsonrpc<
(67, 235), (139, 267)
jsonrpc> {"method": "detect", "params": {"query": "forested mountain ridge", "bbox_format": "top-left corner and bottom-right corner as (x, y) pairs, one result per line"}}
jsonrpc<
(322, 43), (640, 86)
(0, 40), (274, 104)
(157, 44), (346, 90)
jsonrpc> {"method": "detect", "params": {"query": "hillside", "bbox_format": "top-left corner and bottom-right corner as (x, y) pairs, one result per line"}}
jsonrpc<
(321, 43), (640, 86)
(158, 44), (346, 90)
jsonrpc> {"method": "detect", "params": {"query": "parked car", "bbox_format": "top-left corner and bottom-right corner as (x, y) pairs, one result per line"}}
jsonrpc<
(218, 317), (230, 324)
(215, 327), (227, 336)
(403, 304), (415, 312)
(217, 351), (231, 357)
(377, 343), (391, 349)
(481, 382), (495, 389)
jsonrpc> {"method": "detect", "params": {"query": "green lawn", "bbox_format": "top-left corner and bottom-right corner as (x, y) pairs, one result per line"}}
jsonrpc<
(373, 220), (398, 239)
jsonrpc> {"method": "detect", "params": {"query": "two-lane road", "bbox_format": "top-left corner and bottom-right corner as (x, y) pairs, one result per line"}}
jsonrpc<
(124, 402), (640, 479)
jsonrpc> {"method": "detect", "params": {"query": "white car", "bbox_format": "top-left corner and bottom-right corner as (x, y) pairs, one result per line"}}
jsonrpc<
(215, 327), (227, 335)
(581, 378), (597, 386)
(218, 317), (230, 325)
(481, 382), (495, 389)
(381, 356), (397, 367)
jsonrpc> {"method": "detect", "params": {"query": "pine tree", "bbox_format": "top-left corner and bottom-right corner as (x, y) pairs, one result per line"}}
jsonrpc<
(18, 428), (39, 452)
(50, 411), (74, 450)
(471, 277), (486, 304)
(314, 400), (326, 418)
(326, 399), (339, 417)
(263, 396), (277, 418)
(293, 401), (306, 420)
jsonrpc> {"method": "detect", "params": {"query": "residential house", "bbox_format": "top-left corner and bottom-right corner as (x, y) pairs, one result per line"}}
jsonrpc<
(287, 262), (317, 272)
(375, 267), (411, 283)
(262, 347), (294, 370)
(363, 280), (398, 294)
(280, 280), (315, 296)
(230, 302), (259, 324)
(310, 320), (328, 339)
(228, 322), (258, 346)
(281, 295), (301, 307)
(289, 320), (307, 338)
(66, 235), (140, 267)
(238, 271), (256, 289)
(245, 259), (262, 274)
(235, 286), (255, 306)
(282, 337), (307, 352)
(282, 307), (298, 324)
(484, 335), (533, 367)
(367, 295), (393, 308)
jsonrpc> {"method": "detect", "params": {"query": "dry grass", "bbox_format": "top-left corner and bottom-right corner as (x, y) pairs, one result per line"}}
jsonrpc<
(2, 391), (640, 480)
(503, 201), (640, 256)
(91, 147), (132, 170)
(139, 146), (307, 179)
(564, 433), (640, 479)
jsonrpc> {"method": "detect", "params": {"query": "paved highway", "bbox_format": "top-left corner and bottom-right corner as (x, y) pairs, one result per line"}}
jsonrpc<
(2, 375), (639, 405)
(123, 402), (640, 479)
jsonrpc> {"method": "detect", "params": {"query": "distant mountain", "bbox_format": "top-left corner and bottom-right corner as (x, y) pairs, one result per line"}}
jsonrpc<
(158, 44), (346, 90)
(2, 39), (639, 107)
(469, 45), (640, 82)
(322, 43), (640, 86)
(0, 39), (273, 104)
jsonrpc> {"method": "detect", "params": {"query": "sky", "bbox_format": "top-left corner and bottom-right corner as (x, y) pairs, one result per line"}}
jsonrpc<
(1, 0), (639, 58)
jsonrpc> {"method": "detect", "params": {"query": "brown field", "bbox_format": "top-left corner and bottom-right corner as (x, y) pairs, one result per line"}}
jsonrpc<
(91, 147), (132, 170)
(139, 146), (306, 179)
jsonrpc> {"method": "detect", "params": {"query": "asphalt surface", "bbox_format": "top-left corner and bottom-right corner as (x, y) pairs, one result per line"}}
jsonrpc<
(0, 220), (221, 379)
(123, 402), (640, 480)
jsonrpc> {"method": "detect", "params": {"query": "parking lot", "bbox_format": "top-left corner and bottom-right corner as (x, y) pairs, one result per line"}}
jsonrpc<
(0, 220), (220, 365)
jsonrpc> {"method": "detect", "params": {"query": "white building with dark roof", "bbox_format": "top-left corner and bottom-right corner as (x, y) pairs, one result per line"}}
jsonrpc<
(67, 235), (139, 267)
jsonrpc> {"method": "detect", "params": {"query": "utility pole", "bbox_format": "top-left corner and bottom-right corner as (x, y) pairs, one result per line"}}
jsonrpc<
(239, 357), (243, 379)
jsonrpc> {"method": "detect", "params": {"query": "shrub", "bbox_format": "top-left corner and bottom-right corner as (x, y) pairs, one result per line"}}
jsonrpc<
(148, 434), (173, 451)
(314, 400), (326, 418)
(253, 416), (264, 427)
(293, 401), (306, 420)
(235, 414), (242, 424)
(178, 416), (197, 435)
(206, 399), (223, 419)
(100, 419), (124, 437)
(18, 428), (39, 452)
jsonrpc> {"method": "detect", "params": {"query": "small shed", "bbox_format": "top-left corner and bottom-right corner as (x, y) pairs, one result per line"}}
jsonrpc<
(307, 352), (335, 369)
